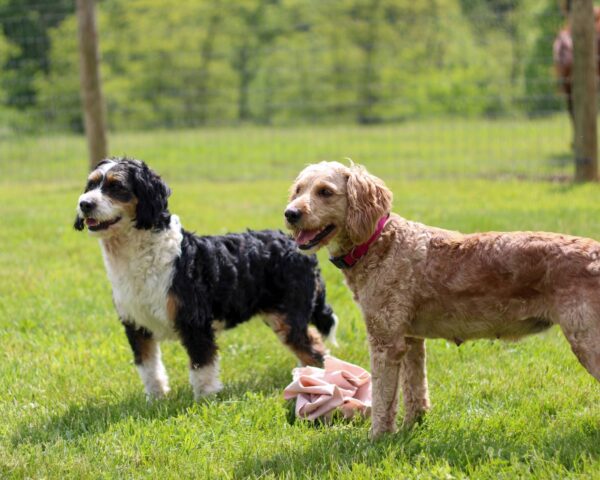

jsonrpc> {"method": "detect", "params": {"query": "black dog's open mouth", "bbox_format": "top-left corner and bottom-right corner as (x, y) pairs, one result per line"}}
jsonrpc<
(295, 224), (336, 250)
(85, 217), (121, 231)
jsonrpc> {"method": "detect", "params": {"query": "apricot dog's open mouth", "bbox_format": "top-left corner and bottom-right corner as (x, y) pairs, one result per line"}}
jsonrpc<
(295, 224), (336, 250)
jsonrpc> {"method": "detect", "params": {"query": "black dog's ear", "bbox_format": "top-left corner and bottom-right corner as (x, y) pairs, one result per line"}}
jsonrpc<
(131, 161), (171, 230)
(74, 215), (85, 231)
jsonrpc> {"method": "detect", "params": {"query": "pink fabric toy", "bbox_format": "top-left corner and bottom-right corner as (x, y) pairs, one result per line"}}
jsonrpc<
(283, 356), (372, 420)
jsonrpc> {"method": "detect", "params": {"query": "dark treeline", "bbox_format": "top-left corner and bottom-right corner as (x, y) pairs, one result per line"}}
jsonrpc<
(0, 0), (566, 134)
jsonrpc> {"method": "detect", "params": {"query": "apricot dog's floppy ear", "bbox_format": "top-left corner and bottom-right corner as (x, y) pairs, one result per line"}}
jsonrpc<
(346, 164), (392, 245)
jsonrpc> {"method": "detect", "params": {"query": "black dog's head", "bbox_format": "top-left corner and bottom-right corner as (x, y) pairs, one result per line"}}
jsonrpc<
(74, 158), (171, 235)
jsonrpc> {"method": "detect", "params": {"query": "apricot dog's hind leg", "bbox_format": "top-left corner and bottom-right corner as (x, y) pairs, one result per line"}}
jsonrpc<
(561, 327), (600, 381)
(559, 301), (600, 381)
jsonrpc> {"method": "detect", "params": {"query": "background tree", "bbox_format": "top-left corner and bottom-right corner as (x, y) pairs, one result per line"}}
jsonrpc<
(524, 1), (565, 115)
(0, 0), (74, 109)
(6, 0), (570, 133)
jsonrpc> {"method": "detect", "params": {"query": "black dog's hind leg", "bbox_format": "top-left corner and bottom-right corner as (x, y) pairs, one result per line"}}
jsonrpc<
(123, 322), (170, 399)
(265, 310), (327, 367)
(265, 276), (333, 366)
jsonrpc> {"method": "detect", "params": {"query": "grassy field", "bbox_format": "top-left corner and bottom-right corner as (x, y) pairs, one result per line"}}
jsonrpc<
(2, 121), (600, 478)
(0, 116), (574, 184)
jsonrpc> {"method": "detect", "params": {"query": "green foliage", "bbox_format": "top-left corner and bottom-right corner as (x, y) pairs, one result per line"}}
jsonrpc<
(34, 0), (239, 131)
(2, 0), (571, 131)
(33, 15), (81, 133)
(524, 1), (565, 115)
(0, 27), (16, 69)
(0, 29), (25, 135)
(0, 0), (74, 109)
(249, 0), (522, 123)
(0, 31), (14, 112)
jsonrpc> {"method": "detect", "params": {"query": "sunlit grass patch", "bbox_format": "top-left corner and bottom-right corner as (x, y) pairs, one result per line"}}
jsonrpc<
(1, 147), (599, 478)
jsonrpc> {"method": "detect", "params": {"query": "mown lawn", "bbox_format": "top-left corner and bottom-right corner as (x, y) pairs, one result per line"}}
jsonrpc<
(1, 123), (599, 478)
(1, 116), (574, 183)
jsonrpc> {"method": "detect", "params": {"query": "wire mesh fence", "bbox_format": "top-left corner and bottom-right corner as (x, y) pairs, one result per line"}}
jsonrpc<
(0, 0), (586, 183)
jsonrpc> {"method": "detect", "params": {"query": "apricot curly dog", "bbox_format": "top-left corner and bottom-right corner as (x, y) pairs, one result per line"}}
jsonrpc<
(285, 161), (600, 439)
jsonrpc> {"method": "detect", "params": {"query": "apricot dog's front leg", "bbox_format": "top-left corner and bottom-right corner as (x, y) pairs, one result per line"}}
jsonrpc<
(369, 335), (407, 439)
(400, 337), (430, 427)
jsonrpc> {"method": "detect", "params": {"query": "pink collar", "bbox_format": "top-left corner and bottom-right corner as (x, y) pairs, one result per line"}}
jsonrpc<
(330, 214), (390, 269)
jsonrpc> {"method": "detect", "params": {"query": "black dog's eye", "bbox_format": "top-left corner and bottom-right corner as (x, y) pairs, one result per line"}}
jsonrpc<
(103, 182), (132, 201)
(107, 182), (125, 192)
(317, 187), (333, 198)
(85, 179), (101, 192)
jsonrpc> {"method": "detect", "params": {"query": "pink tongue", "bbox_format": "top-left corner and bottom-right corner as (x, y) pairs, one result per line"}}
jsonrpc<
(296, 229), (320, 245)
(86, 218), (99, 226)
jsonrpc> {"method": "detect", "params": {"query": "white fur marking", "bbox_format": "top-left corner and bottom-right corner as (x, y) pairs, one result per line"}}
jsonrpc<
(77, 161), (120, 224)
(102, 215), (183, 341)
(189, 359), (223, 399)
(96, 160), (116, 175)
(136, 346), (170, 399)
(326, 313), (339, 348)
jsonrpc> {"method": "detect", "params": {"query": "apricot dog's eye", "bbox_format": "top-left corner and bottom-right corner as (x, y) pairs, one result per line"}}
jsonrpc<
(318, 187), (333, 198)
(295, 186), (301, 195)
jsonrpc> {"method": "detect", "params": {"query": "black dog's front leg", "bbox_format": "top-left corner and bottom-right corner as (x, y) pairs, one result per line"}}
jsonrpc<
(175, 317), (221, 400)
(123, 322), (170, 399)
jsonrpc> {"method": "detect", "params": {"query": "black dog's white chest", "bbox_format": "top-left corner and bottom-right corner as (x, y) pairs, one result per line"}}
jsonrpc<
(102, 217), (183, 340)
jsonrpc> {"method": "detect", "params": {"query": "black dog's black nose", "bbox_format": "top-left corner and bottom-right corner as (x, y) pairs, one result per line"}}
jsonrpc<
(79, 200), (96, 214)
(285, 208), (302, 224)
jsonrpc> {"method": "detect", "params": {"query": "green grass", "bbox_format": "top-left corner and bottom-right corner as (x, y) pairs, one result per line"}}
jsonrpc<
(1, 116), (575, 184)
(2, 121), (600, 478)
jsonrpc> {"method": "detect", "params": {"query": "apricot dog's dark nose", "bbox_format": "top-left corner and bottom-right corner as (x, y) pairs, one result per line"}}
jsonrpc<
(79, 200), (96, 214)
(285, 208), (302, 224)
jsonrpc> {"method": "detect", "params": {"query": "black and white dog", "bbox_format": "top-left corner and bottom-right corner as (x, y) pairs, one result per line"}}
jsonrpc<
(74, 158), (337, 399)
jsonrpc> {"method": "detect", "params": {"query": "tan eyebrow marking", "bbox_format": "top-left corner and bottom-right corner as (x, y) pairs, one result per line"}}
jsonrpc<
(88, 170), (103, 183)
(105, 170), (127, 184)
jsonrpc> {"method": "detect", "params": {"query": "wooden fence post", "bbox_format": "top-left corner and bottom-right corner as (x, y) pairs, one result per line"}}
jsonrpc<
(571, 0), (598, 181)
(76, 0), (108, 171)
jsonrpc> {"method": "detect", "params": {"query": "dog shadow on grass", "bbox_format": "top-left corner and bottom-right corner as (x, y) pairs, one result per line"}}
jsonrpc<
(10, 362), (291, 448)
(234, 416), (600, 477)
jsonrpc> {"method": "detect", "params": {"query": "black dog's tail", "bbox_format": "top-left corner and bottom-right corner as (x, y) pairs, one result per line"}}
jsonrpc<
(311, 274), (338, 346)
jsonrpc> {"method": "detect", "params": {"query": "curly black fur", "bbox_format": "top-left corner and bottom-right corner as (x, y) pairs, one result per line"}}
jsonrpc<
(128, 160), (172, 230)
(171, 228), (336, 368)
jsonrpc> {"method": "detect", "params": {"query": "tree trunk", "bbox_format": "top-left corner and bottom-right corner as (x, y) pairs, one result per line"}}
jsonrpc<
(195, 12), (221, 125)
(76, 0), (108, 171)
(357, 0), (381, 124)
(571, 0), (598, 181)
(237, 47), (252, 122)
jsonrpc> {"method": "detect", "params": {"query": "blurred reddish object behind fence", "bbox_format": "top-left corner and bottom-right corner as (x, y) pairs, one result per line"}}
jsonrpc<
(553, 6), (600, 124)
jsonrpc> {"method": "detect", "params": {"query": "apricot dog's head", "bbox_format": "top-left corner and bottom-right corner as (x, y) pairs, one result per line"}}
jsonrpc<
(285, 161), (392, 255)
